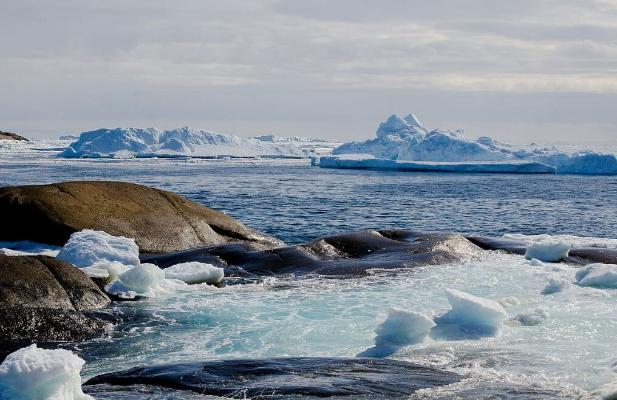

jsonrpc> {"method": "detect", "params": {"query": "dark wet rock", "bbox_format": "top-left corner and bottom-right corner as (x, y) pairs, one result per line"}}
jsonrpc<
(85, 357), (461, 399)
(0, 130), (27, 141)
(0, 181), (283, 253)
(142, 230), (481, 277)
(0, 254), (111, 346)
(467, 236), (617, 265)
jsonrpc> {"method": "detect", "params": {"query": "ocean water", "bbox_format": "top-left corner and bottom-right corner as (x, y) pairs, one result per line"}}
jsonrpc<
(2, 157), (617, 397)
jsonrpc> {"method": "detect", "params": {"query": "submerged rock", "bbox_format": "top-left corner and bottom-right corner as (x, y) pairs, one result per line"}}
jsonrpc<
(85, 357), (461, 399)
(143, 230), (481, 277)
(0, 181), (283, 253)
(0, 254), (110, 347)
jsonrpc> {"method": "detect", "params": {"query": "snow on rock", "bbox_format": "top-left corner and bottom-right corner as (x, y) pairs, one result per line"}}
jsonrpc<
(357, 308), (435, 358)
(328, 113), (617, 175)
(56, 230), (140, 269)
(0, 344), (93, 400)
(60, 127), (337, 159)
(541, 276), (570, 295)
(512, 308), (549, 326)
(164, 262), (224, 285)
(433, 288), (507, 338)
(104, 263), (186, 299)
(575, 264), (617, 289)
(524, 241), (570, 263)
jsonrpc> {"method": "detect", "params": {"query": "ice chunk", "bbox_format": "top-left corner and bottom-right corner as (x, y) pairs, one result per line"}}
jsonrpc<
(541, 277), (570, 295)
(512, 308), (549, 326)
(90, 261), (131, 282)
(575, 264), (617, 288)
(433, 288), (507, 338)
(497, 296), (521, 308)
(56, 230), (140, 268)
(0, 241), (61, 257)
(164, 262), (224, 285)
(357, 308), (435, 358)
(524, 241), (570, 262)
(529, 258), (545, 267)
(0, 344), (93, 400)
(105, 263), (186, 299)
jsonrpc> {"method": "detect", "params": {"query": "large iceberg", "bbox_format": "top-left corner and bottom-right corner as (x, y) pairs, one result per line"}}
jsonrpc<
(325, 114), (617, 175)
(60, 127), (338, 159)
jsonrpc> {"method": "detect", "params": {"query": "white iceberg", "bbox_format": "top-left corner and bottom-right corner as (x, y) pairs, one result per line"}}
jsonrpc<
(326, 114), (617, 175)
(56, 230), (140, 269)
(575, 264), (617, 288)
(433, 288), (507, 338)
(105, 263), (186, 299)
(60, 127), (338, 159)
(524, 241), (571, 262)
(0, 344), (93, 400)
(357, 308), (435, 358)
(164, 262), (224, 285)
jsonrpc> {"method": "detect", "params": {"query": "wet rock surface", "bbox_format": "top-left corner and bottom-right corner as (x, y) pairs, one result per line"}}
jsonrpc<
(142, 230), (482, 277)
(0, 181), (283, 253)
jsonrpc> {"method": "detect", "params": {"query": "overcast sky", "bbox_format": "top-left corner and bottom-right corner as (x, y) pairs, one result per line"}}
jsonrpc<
(1, 0), (617, 144)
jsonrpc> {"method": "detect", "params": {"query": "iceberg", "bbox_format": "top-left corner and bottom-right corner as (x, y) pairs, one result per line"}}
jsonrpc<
(325, 114), (617, 175)
(56, 230), (140, 269)
(164, 262), (225, 285)
(358, 308), (435, 358)
(0, 344), (93, 400)
(60, 127), (338, 159)
(432, 288), (507, 338)
(524, 241), (571, 263)
(575, 263), (617, 288)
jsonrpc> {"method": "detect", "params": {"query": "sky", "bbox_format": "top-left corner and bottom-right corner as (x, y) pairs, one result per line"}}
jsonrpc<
(1, 0), (617, 145)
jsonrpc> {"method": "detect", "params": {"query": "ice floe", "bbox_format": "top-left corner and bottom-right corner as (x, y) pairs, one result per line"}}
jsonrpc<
(575, 264), (617, 289)
(164, 262), (224, 285)
(524, 241), (570, 262)
(56, 230), (140, 268)
(0, 344), (92, 400)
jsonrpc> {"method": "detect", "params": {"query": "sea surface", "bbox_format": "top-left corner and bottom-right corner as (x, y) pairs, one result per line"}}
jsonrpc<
(2, 156), (617, 398)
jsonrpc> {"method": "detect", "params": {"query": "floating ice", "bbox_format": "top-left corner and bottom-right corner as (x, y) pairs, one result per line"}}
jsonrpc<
(357, 308), (435, 358)
(512, 308), (549, 326)
(433, 288), (507, 338)
(164, 262), (224, 285)
(0, 344), (93, 400)
(498, 296), (521, 308)
(575, 264), (617, 289)
(541, 276), (570, 295)
(60, 127), (337, 159)
(105, 263), (186, 299)
(88, 261), (131, 282)
(524, 241), (570, 263)
(56, 230), (140, 269)
(0, 241), (61, 257)
(328, 113), (617, 175)
(529, 258), (545, 267)
(503, 233), (617, 249)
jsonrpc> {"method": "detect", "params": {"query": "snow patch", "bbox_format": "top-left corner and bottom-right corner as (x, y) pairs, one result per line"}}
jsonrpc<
(164, 262), (224, 285)
(524, 241), (570, 263)
(56, 230), (140, 268)
(0, 344), (92, 400)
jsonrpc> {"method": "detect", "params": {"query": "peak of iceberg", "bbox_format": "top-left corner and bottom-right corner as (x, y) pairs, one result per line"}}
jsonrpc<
(403, 113), (425, 129)
(376, 115), (412, 139)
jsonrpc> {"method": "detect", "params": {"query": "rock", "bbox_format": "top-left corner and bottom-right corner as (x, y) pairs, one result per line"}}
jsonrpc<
(0, 130), (27, 141)
(85, 357), (461, 399)
(0, 181), (283, 253)
(467, 236), (617, 265)
(0, 254), (111, 346)
(143, 230), (481, 277)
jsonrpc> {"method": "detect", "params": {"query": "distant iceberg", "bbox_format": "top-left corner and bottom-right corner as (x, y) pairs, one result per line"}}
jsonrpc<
(324, 114), (617, 175)
(60, 127), (339, 159)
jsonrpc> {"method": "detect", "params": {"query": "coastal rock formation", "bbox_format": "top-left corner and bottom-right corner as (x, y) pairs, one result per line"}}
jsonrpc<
(0, 130), (27, 141)
(0, 254), (110, 346)
(0, 181), (283, 253)
(143, 230), (481, 277)
(85, 357), (461, 398)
